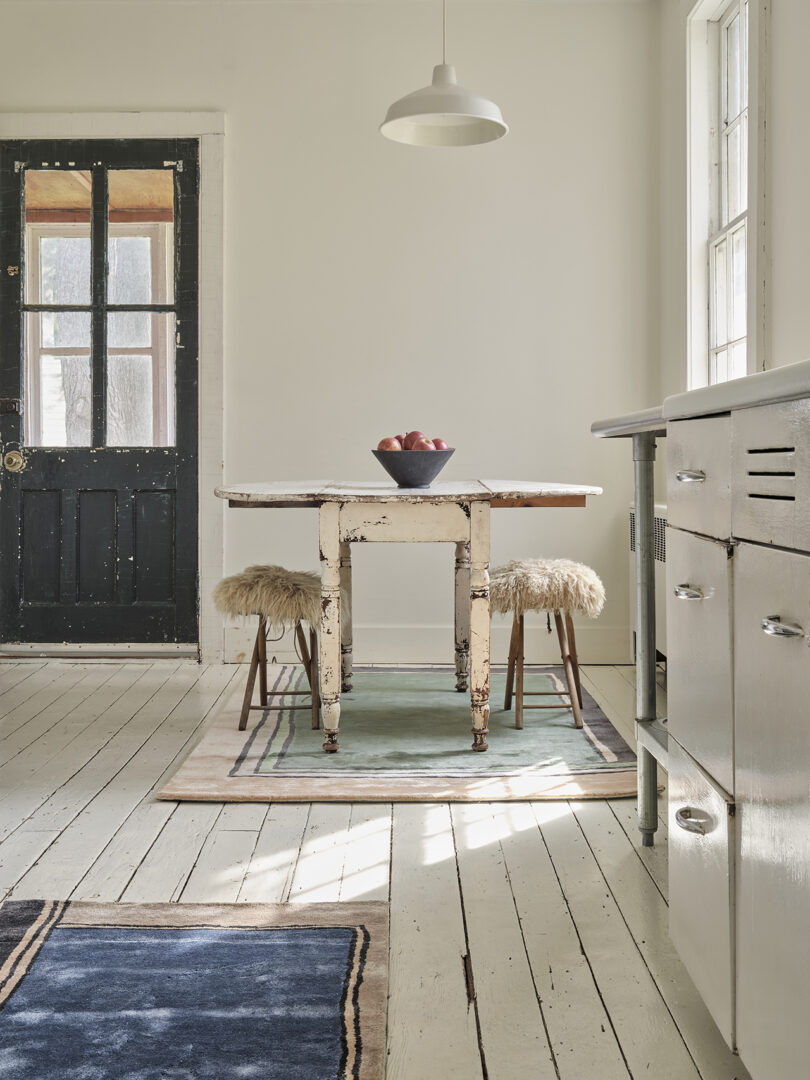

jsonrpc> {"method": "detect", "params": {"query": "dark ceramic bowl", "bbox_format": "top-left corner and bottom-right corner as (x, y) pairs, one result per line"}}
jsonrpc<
(372, 448), (455, 488)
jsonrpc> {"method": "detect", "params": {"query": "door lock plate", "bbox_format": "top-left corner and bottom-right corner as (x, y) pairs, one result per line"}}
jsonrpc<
(0, 399), (22, 416)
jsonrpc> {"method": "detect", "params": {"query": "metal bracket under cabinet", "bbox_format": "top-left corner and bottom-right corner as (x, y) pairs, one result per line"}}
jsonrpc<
(635, 718), (669, 768)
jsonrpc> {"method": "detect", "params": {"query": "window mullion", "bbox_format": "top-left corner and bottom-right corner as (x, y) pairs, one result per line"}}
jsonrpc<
(709, 209), (748, 247)
(91, 165), (108, 449)
(27, 228), (43, 446)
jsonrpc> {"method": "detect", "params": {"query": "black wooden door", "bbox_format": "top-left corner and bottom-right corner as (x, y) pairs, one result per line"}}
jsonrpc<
(0, 139), (199, 643)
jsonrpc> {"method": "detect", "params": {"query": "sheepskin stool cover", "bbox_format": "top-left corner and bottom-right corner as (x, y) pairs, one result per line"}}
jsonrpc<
(489, 558), (606, 619)
(214, 565), (321, 628)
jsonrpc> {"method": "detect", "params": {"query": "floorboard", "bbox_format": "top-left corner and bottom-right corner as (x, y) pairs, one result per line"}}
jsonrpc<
(0, 660), (749, 1080)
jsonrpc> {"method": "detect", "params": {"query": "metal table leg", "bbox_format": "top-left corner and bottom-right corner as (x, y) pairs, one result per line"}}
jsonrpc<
(633, 431), (659, 846)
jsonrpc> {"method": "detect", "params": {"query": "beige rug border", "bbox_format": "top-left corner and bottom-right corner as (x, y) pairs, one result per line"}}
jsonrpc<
(28, 900), (388, 1080)
(157, 680), (637, 802)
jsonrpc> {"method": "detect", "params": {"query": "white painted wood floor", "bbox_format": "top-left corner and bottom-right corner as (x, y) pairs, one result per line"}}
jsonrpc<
(0, 660), (750, 1080)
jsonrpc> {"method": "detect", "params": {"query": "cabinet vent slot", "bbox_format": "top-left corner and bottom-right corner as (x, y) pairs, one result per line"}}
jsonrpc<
(744, 446), (797, 501)
(629, 511), (667, 561)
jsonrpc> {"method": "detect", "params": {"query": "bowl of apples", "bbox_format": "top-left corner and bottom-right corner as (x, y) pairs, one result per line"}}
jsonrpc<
(373, 431), (454, 488)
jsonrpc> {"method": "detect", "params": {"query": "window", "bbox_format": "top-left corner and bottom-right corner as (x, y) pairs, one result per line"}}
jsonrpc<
(709, 1), (748, 384)
(687, 0), (765, 390)
(23, 168), (176, 447)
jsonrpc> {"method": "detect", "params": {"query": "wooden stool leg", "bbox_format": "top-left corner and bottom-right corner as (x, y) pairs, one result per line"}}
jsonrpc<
(309, 626), (321, 729)
(515, 614), (525, 730)
(554, 610), (583, 728)
(238, 622), (262, 731)
(564, 611), (583, 708)
(257, 617), (268, 706)
(296, 621), (311, 675)
(504, 613), (519, 710)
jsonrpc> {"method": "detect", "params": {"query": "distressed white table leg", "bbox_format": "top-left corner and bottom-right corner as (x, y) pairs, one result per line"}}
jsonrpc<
(468, 501), (491, 751)
(319, 502), (342, 752)
(339, 540), (353, 693)
(454, 541), (470, 692)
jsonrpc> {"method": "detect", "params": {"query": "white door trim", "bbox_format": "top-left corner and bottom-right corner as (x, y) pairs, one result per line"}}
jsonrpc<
(0, 112), (226, 663)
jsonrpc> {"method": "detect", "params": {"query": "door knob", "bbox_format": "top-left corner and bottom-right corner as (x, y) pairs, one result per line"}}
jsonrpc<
(3, 449), (24, 473)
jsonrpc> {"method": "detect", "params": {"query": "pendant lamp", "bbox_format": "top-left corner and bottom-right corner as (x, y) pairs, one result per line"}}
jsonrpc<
(380, 0), (508, 148)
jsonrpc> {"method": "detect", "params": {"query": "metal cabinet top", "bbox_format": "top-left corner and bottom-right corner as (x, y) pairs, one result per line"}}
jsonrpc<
(592, 356), (810, 438)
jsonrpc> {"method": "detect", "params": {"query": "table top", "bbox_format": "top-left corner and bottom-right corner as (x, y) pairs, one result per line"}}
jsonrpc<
(216, 479), (603, 508)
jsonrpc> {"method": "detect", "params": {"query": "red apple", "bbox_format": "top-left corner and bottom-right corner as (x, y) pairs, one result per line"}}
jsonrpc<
(395, 434), (405, 443)
(403, 430), (425, 450)
(432, 438), (450, 450)
(377, 436), (402, 451)
(411, 437), (436, 451)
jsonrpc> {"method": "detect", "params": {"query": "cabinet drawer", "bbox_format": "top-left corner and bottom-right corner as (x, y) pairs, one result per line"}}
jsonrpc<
(732, 398), (810, 552)
(667, 416), (731, 538)
(668, 739), (735, 1051)
(665, 527), (734, 793)
(734, 542), (810, 1080)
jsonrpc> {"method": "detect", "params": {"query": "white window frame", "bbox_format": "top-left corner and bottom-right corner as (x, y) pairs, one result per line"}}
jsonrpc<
(687, 0), (768, 389)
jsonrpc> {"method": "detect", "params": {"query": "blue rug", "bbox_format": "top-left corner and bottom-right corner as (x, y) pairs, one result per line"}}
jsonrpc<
(0, 899), (388, 1080)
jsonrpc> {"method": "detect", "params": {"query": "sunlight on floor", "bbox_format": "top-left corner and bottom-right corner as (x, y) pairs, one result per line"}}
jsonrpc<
(338, 863), (389, 900)
(457, 800), (571, 850)
(420, 804), (457, 867)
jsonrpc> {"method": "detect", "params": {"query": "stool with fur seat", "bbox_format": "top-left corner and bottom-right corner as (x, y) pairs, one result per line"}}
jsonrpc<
(214, 564), (322, 731)
(490, 558), (606, 730)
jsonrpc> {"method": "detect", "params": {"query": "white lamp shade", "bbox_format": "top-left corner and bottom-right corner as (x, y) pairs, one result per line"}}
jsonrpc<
(380, 64), (508, 147)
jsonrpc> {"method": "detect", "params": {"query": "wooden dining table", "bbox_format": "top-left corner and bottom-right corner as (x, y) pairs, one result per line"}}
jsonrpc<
(215, 479), (602, 752)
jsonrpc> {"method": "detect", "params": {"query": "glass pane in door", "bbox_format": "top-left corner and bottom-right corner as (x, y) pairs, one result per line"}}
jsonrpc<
(106, 312), (175, 447)
(25, 312), (92, 447)
(39, 355), (92, 447)
(109, 236), (152, 305)
(24, 170), (91, 305)
(108, 169), (174, 304)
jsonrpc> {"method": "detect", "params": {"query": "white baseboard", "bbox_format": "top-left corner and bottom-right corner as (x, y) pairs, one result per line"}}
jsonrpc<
(0, 642), (199, 660)
(223, 622), (631, 666)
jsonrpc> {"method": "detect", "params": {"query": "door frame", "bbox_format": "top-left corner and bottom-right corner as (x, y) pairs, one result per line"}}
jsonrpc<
(0, 112), (225, 663)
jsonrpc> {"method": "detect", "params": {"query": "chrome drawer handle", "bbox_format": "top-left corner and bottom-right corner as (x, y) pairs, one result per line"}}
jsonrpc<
(673, 584), (705, 600)
(761, 615), (804, 639)
(675, 807), (707, 835)
(675, 469), (706, 483)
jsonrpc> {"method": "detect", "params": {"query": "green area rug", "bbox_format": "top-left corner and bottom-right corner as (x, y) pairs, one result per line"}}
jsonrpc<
(159, 666), (637, 802)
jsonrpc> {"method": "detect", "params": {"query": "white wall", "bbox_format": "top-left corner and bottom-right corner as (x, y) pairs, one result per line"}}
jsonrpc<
(659, 0), (810, 398)
(765, 0), (810, 368)
(0, 0), (660, 663)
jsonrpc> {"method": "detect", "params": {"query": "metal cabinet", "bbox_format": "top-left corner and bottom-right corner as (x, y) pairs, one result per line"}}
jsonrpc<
(666, 418), (737, 1051)
(732, 398), (810, 551)
(665, 528), (734, 795)
(668, 416), (732, 539)
(733, 541), (810, 1080)
(667, 401), (810, 1079)
(668, 739), (736, 1049)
